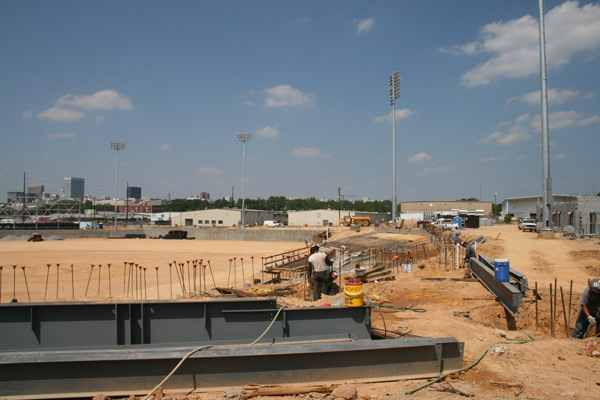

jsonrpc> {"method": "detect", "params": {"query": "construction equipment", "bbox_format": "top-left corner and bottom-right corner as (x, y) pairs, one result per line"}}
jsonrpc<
(27, 233), (43, 242)
(339, 216), (371, 227)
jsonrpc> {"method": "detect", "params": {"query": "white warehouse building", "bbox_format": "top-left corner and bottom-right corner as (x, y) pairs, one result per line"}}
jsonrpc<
(287, 210), (390, 227)
(171, 209), (279, 227)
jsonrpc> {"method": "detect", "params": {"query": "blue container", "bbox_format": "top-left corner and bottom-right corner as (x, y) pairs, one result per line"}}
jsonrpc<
(98, 222), (103, 230)
(494, 259), (510, 282)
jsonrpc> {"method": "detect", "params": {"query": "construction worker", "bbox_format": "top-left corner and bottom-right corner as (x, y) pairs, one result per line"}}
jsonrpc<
(452, 226), (461, 245)
(308, 245), (334, 301)
(461, 240), (476, 268)
(572, 278), (600, 339)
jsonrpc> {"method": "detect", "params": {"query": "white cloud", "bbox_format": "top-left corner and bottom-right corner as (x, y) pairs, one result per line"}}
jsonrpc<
(552, 153), (568, 160)
(530, 110), (597, 131)
(415, 166), (456, 176)
(455, 1), (600, 87)
(263, 85), (315, 108)
(480, 156), (506, 162)
(357, 18), (374, 34)
(45, 132), (75, 139)
(508, 88), (579, 106)
(406, 152), (432, 164)
(577, 115), (600, 126)
(256, 124), (280, 138)
(38, 106), (85, 122)
(291, 146), (331, 158)
(57, 89), (133, 110)
(22, 110), (33, 118)
(160, 144), (171, 151)
(94, 116), (105, 123)
(374, 109), (414, 124)
(440, 42), (482, 56)
(197, 167), (223, 174)
(480, 116), (533, 145)
(584, 91), (597, 100)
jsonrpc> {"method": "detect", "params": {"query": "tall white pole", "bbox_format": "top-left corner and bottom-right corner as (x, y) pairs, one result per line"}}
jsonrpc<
(114, 150), (118, 230)
(242, 140), (246, 229)
(538, 0), (552, 228)
(110, 142), (125, 230)
(236, 133), (251, 230)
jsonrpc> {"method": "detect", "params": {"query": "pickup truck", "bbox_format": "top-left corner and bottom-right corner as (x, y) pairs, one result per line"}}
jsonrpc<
(518, 218), (537, 232)
(433, 218), (459, 230)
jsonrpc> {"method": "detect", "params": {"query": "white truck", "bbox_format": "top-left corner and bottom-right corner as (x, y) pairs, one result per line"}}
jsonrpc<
(518, 218), (537, 232)
(433, 218), (459, 230)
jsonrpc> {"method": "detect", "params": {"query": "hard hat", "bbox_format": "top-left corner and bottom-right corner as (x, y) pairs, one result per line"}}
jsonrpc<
(589, 278), (600, 294)
(310, 245), (319, 254)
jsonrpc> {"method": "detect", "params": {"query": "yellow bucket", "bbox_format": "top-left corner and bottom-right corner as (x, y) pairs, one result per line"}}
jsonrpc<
(344, 280), (364, 307)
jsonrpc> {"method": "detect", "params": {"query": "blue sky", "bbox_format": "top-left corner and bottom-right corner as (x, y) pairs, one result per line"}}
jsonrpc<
(1, 0), (599, 204)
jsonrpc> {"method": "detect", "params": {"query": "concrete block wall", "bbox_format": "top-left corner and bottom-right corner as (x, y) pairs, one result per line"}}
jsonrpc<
(0, 227), (325, 242)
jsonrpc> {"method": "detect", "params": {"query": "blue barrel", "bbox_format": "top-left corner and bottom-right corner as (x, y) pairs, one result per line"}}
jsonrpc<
(494, 259), (510, 282)
(98, 222), (103, 230)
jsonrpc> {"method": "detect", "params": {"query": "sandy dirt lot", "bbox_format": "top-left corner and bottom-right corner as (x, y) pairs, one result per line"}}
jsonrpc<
(1, 224), (600, 399)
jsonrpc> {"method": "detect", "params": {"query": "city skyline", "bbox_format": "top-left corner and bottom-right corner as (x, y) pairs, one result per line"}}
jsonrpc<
(1, 1), (599, 203)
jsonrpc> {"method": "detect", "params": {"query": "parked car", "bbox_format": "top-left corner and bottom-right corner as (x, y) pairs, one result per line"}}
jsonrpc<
(518, 218), (537, 232)
(433, 218), (459, 230)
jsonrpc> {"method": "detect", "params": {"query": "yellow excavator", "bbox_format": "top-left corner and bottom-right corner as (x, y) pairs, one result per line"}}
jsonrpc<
(339, 216), (371, 227)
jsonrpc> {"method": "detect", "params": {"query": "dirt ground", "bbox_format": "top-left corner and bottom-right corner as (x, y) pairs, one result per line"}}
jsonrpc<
(1, 224), (600, 399)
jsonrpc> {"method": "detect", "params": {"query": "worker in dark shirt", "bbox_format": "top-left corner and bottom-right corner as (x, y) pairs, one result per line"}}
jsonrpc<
(461, 240), (476, 268)
(572, 278), (600, 338)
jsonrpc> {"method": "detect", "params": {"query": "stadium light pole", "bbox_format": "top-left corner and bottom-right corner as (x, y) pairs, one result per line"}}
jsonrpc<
(389, 71), (401, 222)
(110, 142), (125, 230)
(538, 0), (552, 229)
(237, 133), (251, 230)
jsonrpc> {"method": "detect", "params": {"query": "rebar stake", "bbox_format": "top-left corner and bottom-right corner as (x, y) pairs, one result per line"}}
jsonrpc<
(21, 267), (31, 302)
(97, 264), (102, 296)
(71, 264), (75, 299)
(44, 264), (51, 301)
(56, 264), (60, 300)
(84, 265), (95, 298)
(155, 267), (160, 300)
(12, 265), (17, 303)
(107, 264), (112, 298)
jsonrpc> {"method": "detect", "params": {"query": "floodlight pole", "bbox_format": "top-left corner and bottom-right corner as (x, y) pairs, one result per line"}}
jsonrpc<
(538, 0), (552, 228)
(389, 71), (401, 222)
(237, 133), (251, 230)
(110, 142), (125, 230)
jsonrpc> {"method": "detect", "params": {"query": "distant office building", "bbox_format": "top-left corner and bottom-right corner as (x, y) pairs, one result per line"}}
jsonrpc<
(28, 184), (44, 201)
(188, 192), (211, 201)
(7, 192), (24, 202)
(127, 186), (142, 200)
(62, 177), (84, 200)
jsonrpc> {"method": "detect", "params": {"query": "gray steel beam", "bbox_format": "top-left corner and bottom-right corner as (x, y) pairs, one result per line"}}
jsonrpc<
(470, 258), (522, 313)
(0, 298), (371, 351)
(0, 337), (464, 399)
(479, 254), (529, 295)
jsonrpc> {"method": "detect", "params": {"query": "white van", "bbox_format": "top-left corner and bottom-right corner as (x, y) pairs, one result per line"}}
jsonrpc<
(263, 220), (281, 227)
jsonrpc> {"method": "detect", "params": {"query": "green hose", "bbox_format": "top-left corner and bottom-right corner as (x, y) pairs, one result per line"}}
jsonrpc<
(404, 330), (536, 395)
